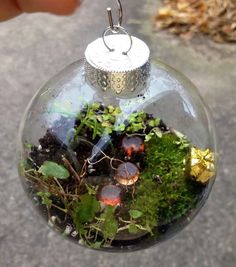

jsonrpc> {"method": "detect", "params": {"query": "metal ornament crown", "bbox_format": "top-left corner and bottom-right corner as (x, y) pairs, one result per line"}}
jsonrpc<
(85, 34), (151, 95)
(84, 0), (151, 95)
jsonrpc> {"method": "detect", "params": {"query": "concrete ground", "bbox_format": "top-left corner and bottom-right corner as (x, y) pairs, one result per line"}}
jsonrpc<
(0, 0), (236, 266)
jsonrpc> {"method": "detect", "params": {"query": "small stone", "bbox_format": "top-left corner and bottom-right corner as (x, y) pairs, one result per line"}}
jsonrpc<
(88, 168), (96, 174)
(64, 225), (73, 235)
(71, 230), (78, 237)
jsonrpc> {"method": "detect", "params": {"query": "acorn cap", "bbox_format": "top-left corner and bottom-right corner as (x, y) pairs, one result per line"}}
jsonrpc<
(85, 34), (150, 95)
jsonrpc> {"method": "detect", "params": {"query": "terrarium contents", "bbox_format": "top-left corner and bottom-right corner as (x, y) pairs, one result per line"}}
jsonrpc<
(19, 103), (215, 250)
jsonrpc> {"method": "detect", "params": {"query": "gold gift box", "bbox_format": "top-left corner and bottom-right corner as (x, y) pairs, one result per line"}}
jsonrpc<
(190, 147), (215, 184)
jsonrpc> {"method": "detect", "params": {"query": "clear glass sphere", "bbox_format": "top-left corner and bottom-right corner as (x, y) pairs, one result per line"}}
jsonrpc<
(18, 59), (217, 252)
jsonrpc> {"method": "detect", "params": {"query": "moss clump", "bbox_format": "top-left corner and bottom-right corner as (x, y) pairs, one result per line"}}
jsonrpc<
(131, 133), (199, 227)
(131, 178), (160, 232)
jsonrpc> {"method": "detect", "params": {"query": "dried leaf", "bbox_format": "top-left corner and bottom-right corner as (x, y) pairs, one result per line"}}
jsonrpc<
(155, 0), (236, 43)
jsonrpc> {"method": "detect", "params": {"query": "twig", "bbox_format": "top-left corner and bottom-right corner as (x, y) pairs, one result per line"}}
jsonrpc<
(80, 159), (88, 179)
(62, 156), (81, 183)
(54, 177), (66, 195)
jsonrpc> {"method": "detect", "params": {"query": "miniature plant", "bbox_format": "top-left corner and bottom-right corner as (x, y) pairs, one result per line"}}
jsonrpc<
(100, 206), (118, 240)
(73, 194), (101, 231)
(73, 103), (162, 142)
(37, 191), (52, 207)
(39, 161), (70, 179)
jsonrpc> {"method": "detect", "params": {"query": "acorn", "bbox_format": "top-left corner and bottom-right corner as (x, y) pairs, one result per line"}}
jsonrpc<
(115, 162), (139, 186)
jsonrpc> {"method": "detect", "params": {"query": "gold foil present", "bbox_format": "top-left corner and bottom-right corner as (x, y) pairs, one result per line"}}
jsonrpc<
(190, 147), (215, 184)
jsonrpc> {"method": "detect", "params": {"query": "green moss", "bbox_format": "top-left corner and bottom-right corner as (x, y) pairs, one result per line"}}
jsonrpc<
(131, 178), (160, 232)
(131, 133), (198, 227)
(100, 206), (118, 239)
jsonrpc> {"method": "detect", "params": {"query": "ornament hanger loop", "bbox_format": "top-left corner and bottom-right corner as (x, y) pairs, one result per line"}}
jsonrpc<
(103, 1), (132, 55)
(102, 25), (133, 55)
(106, 0), (123, 33)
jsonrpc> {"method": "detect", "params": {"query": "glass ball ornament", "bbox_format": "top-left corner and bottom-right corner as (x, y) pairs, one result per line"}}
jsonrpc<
(17, 5), (217, 252)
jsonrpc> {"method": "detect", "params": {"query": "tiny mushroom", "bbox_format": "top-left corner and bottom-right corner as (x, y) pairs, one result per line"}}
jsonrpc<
(98, 185), (122, 207)
(115, 162), (140, 186)
(122, 136), (145, 157)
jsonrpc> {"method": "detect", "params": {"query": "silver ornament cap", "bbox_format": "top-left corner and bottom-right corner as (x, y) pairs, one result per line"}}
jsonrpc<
(85, 34), (150, 95)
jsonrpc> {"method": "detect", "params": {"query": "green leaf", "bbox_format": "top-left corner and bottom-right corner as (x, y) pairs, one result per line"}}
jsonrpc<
(85, 183), (97, 195)
(128, 224), (139, 234)
(127, 122), (144, 132)
(115, 123), (126, 132)
(91, 103), (100, 110)
(24, 142), (33, 149)
(129, 210), (143, 219)
(148, 119), (156, 127)
(148, 118), (160, 127)
(113, 107), (122, 115)
(73, 194), (100, 224)
(102, 217), (118, 239)
(153, 127), (163, 138)
(108, 105), (115, 113)
(39, 161), (70, 179)
(145, 132), (154, 143)
(90, 241), (104, 249)
(101, 206), (118, 239)
(37, 191), (52, 207)
(101, 114), (110, 122)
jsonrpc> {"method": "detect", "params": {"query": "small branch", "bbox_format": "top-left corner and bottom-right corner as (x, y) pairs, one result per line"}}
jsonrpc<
(80, 159), (88, 179)
(54, 177), (66, 195)
(126, 133), (146, 137)
(62, 156), (81, 183)
(119, 218), (133, 224)
(51, 204), (68, 213)
(117, 225), (129, 232)
(88, 155), (108, 165)
(110, 157), (124, 170)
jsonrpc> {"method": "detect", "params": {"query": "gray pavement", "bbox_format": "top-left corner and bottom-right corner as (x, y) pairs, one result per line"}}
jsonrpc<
(0, 0), (236, 266)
